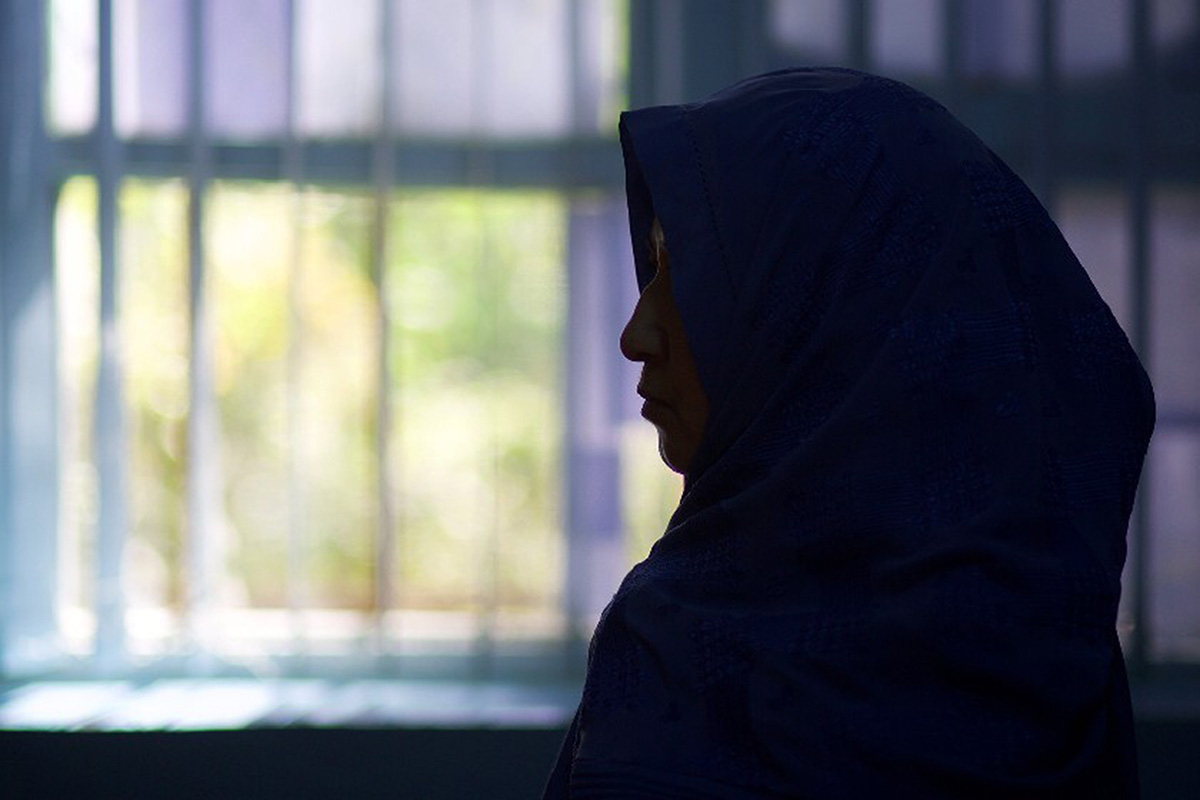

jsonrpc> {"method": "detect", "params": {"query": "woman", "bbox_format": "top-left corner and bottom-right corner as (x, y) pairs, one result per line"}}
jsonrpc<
(544, 68), (1155, 799)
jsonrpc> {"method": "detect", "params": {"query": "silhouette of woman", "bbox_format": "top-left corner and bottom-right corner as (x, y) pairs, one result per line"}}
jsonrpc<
(543, 68), (1155, 799)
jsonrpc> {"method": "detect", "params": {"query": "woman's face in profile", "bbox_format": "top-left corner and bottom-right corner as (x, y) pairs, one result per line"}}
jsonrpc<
(619, 219), (710, 475)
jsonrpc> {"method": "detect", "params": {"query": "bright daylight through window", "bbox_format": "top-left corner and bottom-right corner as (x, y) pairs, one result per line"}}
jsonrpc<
(32, 0), (685, 686)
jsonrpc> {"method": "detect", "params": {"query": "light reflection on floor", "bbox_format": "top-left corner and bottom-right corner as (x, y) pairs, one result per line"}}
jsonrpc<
(0, 679), (577, 731)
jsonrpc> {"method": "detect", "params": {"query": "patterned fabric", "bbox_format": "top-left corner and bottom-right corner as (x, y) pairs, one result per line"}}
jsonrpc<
(544, 69), (1155, 799)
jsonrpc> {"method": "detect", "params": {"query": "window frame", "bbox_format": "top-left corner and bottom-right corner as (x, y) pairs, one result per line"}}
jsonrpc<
(3, 0), (1198, 692)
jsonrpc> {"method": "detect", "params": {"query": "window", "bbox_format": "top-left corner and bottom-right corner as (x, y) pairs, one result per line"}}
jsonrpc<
(5, 0), (692, 687)
(2, 0), (1197, 726)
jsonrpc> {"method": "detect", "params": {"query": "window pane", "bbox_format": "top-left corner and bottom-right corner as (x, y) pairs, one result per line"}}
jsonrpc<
(207, 183), (378, 614)
(58, 0), (627, 142)
(48, 0), (98, 135)
(962, 0), (1037, 82)
(115, 0), (189, 138)
(120, 179), (190, 652)
(479, 196), (565, 608)
(56, 177), (100, 653)
(389, 190), (564, 612)
(394, 0), (621, 137)
(1153, 0), (1199, 54)
(1059, 0), (1130, 80)
(294, 189), (377, 609)
(620, 424), (681, 565)
(587, 0), (628, 133)
(1056, 187), (1131, 333)
(1150, 188), (1200, 412)
(768, 0), (848, 63)
(297, 0), (380, 137)
(482, 0), (571, 136)
(393, 0), (475, 135)
(1149, 431), (1200, 661)
(870, 0), (944, 77)
(205, 0), (289, 140)
(208, 182), (292, 609)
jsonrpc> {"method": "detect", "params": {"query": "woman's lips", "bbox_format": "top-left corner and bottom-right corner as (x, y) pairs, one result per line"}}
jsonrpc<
(637, 381), (672, 421)
(640, 396), (672, 421)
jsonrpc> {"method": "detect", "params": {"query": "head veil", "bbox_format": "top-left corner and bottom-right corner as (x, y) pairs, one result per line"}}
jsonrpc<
(548, 68), (1155, 799)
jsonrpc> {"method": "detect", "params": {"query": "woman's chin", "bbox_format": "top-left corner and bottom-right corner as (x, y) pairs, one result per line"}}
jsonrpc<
(657, 431), (690, 476)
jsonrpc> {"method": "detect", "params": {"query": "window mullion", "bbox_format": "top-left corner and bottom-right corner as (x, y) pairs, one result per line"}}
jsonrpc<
(93, 0), (128, 676)
(943, 0), (964, 113)
(1127, 0), (1154, 677)
(371, 0), (398, 661)
(653, 0), (684, 105)
(468, 0), (498, 681)
(848, 0), (870, 71)
(184, 0), (219, 674)
(283, 0), (309, 662)
(1035, 0), (1061, 214)
(0, 0), (57, 677)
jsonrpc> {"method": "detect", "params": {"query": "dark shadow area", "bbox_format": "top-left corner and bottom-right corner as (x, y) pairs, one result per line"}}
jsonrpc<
(0, 719), (1196, 799)
(1137, 720), (1200, 800)
(0, 726), (567, 800)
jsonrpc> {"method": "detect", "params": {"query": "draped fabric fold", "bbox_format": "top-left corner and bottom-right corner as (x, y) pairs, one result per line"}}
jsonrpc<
(545, 68), (1154, 799)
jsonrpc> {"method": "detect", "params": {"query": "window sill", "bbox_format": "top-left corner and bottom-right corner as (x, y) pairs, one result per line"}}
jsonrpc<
(0, 677), (579, 731)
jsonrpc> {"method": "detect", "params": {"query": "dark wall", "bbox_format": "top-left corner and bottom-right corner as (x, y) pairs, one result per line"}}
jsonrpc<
(1137, 720), (1200, 800)
(2, 720), (1197, 800)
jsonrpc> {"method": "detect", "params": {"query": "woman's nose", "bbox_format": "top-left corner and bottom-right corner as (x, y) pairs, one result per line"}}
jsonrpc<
(619, 292), (666, 363)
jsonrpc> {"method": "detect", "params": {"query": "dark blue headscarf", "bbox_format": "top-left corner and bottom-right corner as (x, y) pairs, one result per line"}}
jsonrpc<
(544, 68), (1155, 799)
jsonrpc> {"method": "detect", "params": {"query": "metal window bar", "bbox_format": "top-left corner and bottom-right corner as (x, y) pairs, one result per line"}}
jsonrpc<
(943, 0), (964, 114)
(185, 0), (220, 675)
(50, 137), (627, 189)
(848, 0), (869, 72)
(371, 0), (398, 663)
(1034, 0), (1060, 214)
(0, 0), (57, 677)
(654, 0), (684, 105)
(569, 0), (591, 136)
(1127, 0), (1153, 677)
(738, 0), (767, 80)
(94, 0), (127, 675)
(467, 0), (500, 681)
(283, 0), (310, 662)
